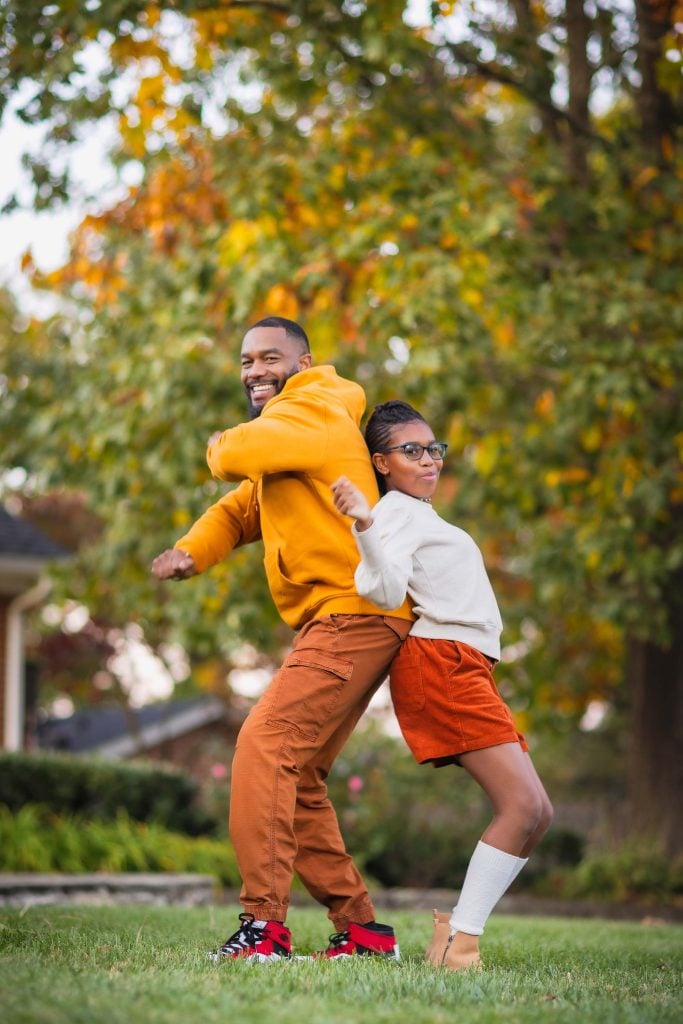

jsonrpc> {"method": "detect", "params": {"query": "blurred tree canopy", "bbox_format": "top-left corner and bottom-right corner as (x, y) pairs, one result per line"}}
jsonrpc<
(0, 0), (681, 851)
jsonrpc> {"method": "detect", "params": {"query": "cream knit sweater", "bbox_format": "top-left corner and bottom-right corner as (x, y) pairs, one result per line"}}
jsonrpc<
(352, 489), (503, 660)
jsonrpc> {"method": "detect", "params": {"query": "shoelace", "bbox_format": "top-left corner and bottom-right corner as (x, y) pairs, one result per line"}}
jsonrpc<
(219, 913), (263, 954)
(326, 929), (351, 950)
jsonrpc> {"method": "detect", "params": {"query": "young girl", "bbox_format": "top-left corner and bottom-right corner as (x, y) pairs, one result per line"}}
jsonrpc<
(331, 400), (553, 971)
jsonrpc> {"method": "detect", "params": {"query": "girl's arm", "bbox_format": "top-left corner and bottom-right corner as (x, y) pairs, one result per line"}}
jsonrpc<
(330, 475), (373, 531)
(331, 476), (414, 609)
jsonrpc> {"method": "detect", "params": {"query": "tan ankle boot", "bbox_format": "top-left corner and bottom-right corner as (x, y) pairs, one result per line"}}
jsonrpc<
(424, 909), (451, 964)
(441, 930), (482, 971)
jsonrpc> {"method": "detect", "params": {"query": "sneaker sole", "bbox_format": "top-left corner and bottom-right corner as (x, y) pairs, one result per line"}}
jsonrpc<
(300, 949), (401, 962)
(208, 951), (292, 964)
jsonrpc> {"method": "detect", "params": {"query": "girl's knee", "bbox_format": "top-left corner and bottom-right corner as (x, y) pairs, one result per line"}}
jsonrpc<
(511, 789), (550, 838)
(538, 794), (554, 836)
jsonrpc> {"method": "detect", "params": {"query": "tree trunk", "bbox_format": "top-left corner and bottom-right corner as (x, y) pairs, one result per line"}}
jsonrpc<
(627, 577), (683, 856)
(564, 0), (593, 183)
(634, 0), (676, 158)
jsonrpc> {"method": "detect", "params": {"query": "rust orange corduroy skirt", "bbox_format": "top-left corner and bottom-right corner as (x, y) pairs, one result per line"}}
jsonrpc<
(389, 635), (528, 765)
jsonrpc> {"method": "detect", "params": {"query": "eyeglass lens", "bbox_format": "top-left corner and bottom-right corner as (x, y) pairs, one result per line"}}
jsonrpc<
(402, 444), (446, 460)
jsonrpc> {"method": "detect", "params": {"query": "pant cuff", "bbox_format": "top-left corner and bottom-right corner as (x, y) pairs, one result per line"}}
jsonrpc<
(330, 895), (376, 931)
(241, 902), (289, 923)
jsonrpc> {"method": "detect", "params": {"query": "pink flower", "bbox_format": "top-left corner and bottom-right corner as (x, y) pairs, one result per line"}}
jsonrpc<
(210, 763), (228, 779)
(348, 775), (364, 793)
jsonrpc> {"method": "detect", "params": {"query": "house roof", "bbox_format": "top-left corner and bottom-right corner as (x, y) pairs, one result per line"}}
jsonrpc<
(0, 507), (68, 560)
(37, 696), (245, 760)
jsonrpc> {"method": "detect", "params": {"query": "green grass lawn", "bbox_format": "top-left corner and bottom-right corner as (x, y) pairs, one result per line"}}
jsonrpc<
(0, 904), (681, 1024)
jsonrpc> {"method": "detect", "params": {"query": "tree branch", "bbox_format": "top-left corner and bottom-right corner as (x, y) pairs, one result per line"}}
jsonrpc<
(443, 40), (613, 151)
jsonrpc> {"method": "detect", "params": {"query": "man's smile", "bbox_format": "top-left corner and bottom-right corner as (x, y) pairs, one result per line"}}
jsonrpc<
(248, 381), (278, 398)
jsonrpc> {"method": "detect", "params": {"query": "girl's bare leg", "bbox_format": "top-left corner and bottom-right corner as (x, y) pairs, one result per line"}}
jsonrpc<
(434, 743), (552, 966)
(459, 743), (553, 855)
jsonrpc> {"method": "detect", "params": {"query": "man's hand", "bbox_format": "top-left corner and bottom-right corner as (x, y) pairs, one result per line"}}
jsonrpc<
(331, 476), (374, 532)
(151, 548), (197, 580)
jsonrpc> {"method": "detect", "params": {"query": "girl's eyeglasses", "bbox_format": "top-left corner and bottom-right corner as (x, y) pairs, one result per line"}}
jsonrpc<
(380, 442), (448, 461)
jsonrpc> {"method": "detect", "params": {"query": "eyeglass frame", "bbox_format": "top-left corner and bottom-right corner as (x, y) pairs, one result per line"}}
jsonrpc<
(379, 442), (448, 461)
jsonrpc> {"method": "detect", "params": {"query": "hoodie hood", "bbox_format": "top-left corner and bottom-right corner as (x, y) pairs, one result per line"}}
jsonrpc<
(267, 364), (366, 426)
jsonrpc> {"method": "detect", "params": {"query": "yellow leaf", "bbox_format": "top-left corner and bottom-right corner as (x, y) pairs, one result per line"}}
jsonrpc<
(328, 164), (346, 190)
(632, 166), (658, 190)
(136, 74), (166, 105)
(447, 413), (468, 449)
(400, 213), (419, 231)
(312, 289), (333, 313)
(471, 438), (497, 476)
(462, 288), (483, 308)
(218, 220), (260, 262)
(560, 467), (590, 484)
(493, 320), (515, 351)
(580, 425), (602, 452)
(512, 710), (530, 733)
(263, 284), (299, 319)
(535, 389), (555, 418)
(173, 508), (191, 527)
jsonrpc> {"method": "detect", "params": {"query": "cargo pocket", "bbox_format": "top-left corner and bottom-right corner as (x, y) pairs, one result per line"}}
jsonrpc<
(389, 653), (425, 715)
(265, 648), (354, 741)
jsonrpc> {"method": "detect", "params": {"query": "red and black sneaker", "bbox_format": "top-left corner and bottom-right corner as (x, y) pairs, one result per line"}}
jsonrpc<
(313, 921), (400, 961)
(209, 913), (292, 963)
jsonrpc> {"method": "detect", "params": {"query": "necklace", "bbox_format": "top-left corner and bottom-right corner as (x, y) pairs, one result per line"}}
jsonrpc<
(418, 496), (432, 503)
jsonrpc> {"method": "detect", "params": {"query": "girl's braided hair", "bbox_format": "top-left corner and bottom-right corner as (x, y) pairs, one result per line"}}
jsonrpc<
(364, 400), (428, 495)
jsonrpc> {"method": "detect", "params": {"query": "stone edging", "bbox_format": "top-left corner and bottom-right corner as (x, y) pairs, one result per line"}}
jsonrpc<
(0, 873), (216, 908)
(0, 874), (681, 921)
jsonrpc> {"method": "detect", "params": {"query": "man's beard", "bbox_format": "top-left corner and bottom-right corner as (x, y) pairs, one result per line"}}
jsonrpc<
(245, 367), (299, 419)
(247, 399), (263, 420)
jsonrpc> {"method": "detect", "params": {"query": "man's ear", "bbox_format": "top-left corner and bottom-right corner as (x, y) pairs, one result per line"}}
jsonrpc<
(372, 452), (389, 477)
(299, 352), (313, 370)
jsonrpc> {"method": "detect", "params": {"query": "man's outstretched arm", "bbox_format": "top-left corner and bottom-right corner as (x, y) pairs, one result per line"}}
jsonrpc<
(151, 479), (261, 581)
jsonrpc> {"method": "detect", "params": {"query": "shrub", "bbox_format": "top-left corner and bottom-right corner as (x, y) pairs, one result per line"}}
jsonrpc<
(535, 844), (683, 903)
(0, 751), (218, 835)
(327, 725), (490, 888)
(327, 724), (589, 891)
(0, 804), (240, 887)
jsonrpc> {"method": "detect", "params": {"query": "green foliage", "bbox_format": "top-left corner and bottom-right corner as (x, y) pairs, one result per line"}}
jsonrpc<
(542, 844), (683, 905)
(329, 728), (489, 887)
(1, 1), (682, 845)
(1, 2), (679, 669)
(0, 751), (218, 835)
(327, 724), (583, 889)
(0, 804), (239, 885)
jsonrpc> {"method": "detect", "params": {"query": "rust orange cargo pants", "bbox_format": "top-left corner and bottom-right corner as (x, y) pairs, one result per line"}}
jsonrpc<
(229, 613), (410, 929)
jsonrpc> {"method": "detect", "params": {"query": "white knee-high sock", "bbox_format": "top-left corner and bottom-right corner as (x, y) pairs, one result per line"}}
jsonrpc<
(507, 854), (528, 887)
(449, 841), (526, 936)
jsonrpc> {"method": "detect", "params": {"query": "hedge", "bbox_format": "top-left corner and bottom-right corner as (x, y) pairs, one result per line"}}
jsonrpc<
(538, 845), (683, 904)
(0, 751), (218, 835)
(0, 804), (240, 887)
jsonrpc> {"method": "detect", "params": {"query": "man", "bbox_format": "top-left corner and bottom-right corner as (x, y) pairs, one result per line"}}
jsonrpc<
(152, 316), (413, 961)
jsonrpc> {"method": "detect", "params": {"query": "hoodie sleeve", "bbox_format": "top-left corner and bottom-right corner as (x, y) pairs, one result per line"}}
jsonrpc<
(207, 394), (330, 482)
(174, 479), (261, 572)
(352, 502), (417, 610)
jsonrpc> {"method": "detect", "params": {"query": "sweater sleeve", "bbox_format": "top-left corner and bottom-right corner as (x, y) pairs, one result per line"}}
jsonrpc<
(352, 502), (416, 610)
(174, 479), (261, 573)
(206, 394), (329, 482)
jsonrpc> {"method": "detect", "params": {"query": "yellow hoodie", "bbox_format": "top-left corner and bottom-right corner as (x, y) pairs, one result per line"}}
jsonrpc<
(175, 365), (413, 631)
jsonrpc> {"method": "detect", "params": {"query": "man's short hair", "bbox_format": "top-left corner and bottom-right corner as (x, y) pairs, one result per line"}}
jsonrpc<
(249, 316), (310, 353)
